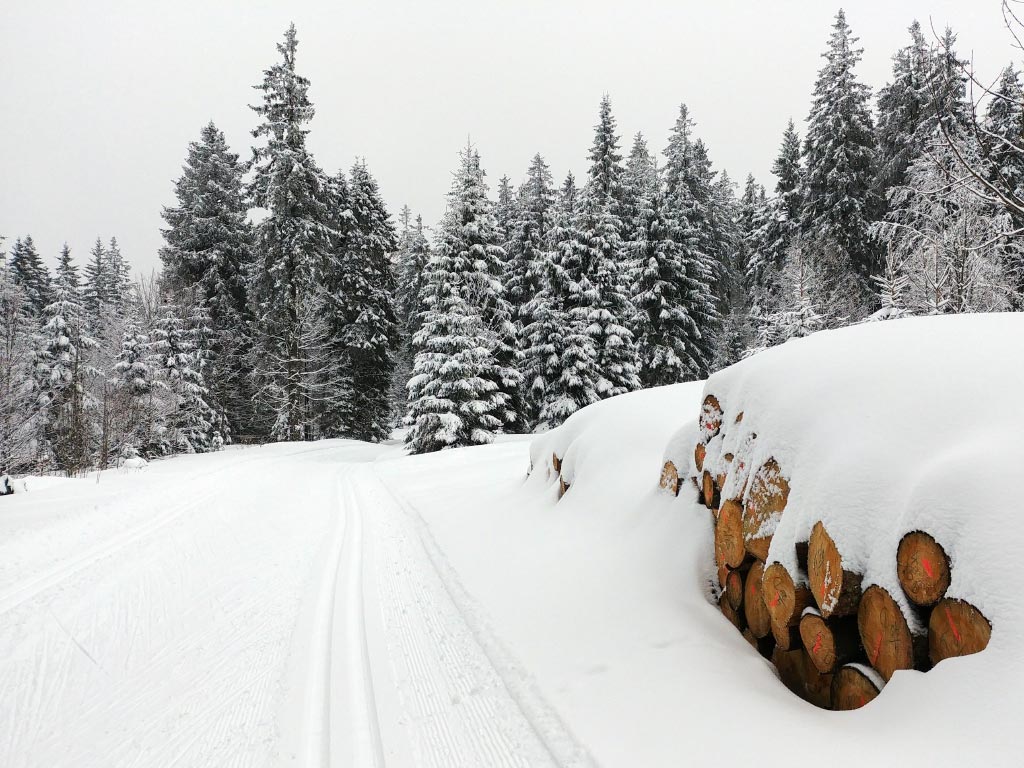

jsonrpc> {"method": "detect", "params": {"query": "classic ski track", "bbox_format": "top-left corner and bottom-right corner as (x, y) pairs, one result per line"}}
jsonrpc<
(0, 443), (338, 618)
(360, 465), (595, 768)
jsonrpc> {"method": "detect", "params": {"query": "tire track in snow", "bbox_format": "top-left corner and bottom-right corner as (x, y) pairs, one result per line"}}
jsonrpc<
(357, 466), (596, 768)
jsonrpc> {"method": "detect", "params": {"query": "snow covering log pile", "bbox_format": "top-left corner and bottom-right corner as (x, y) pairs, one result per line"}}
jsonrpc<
(663, 315), (1019, 710)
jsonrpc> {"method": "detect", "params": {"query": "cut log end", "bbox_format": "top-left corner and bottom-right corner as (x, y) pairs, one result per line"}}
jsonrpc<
(702, 471), (719, 509)
(715, 500), (746, 570)
(897, 531), (951, 607)
(725, 568), (744, 612)
(800, 612), (861, 674)
(763, 563), (813, 633)
(857, 585), (921, 682)
(552, 453), (561, 473)
(720, 593), (746, 632)
(831, 664), (882, 711)
(558, 477), (570, 498)
(694, 442), (706, 472)
(659, 461), (681, 496)
(808, 521), (862, 619)
(700, 394), (723, 439)
(743, 459), (788, 561)
(929, 598), (992, 666)
(744, 560), (772, 639)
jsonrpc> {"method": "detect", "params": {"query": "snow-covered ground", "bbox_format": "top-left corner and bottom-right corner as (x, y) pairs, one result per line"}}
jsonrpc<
(1, 343), (1020, 767)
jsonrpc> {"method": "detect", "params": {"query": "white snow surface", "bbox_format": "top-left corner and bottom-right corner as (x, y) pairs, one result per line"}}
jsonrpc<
(2, 331), (1022, 767)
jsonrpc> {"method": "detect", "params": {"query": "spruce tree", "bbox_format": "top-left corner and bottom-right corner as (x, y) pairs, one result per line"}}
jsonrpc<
(391, 208), (431, 422)
(248, 24), (333, 440)
(802, 10), (879, 313)
(983, 66), (1024, 301)
(162, 121), (254, 438)
(112, 319), (158, 458)
(0, 256), (43, 472)
(82, 237), (110, 325)
(578, 95), (640, 398)
(8, 236), (51, 318)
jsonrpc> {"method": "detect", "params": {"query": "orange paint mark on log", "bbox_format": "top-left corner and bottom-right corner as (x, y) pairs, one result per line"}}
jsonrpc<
(945, 605), (962, 643)
(749, 581), (757, 595)
(769, 591), (780, 608)
(859, 695), (867, 708)
(871, 632), (882, 665)
(922, 557), (934, 579)
(812, 633), (823, 655)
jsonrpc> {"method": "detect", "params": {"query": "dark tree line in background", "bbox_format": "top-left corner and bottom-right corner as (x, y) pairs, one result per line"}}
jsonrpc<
(4, 8), (1024, 470)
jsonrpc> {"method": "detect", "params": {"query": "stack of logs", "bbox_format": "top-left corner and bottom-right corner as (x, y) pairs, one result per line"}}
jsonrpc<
(659, 394), (992, 710)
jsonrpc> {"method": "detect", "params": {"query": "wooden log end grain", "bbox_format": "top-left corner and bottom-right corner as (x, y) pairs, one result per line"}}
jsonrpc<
(858, 585), (922, 681)
(552, 452), (561, 473)
(659, 461), (681, 496)
(702, 471), (716, 509)
(800, 611), (862, 674)
(808, 521), (863, 619)
(700, 394), (723, 440)
(720, 593), (746, 632)
(897, 531), (951, 608)
(743, 459), (789, 562)
(558, 477), (570, 499)
(725, 568), (744, 612)
(744, 560), (772, 639)
(763, 562), (813, 635)
(715, 500), (746, 570)
(929, 598), (992, 666)
(831, 664), (882, 711)
(694, 442), (707, 472)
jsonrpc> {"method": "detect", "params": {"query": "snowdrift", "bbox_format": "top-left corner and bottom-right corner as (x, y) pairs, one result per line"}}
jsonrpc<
(515, 314), (1023, 762)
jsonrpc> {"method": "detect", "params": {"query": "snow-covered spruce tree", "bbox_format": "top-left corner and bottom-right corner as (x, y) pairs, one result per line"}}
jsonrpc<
(111, 318), (158, 459)
(802, 10), (879, 316)
(0, 258), (44, 472)
(712, 173), (757, 369)
(8, 236), (52, 318)
(82, 237), (111, 327)
(662, 104), (719, 379)
(504, 154), (555, 422)
(495, 175), (518, 243)
(161, 121), (254, 436)
(405, 146), (521, 452)
(323, 160), (399, 442)
(248, 25), (334, 440)
(577, 95), (641, 398)
(632, 168), (705, 386)
(522, 172), (600, 428)
(41, 245), (97, 475)
(621, 133), (659, 274)
(390, 207), (431, 421)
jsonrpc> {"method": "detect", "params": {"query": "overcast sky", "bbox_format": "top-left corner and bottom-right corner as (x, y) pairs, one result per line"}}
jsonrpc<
(1, 0), (1018, 276)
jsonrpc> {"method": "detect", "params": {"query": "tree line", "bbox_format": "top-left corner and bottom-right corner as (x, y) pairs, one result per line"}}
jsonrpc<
(3, 10), (1023, 470)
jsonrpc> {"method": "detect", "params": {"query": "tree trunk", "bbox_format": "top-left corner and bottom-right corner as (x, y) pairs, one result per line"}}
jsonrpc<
(744, 560), (773, 639)
(808, 521), (862, 618)
(897, 531), (951, 608)
(929, 598), (991, 666)
(716, 500), (746, 569)
(800, 609), (862, 674)
(742, 458), (789, 561)
(831, 664), (882, 710)
(857, 584), (926, 681)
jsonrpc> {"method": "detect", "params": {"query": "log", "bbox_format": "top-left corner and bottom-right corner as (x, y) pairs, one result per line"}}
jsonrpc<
(694, 442), (706, 472)
(702, 471), (716, 509)
(772, 647), (806, 698)
(742, 627), (759, 649)
(715, 472), (727, 491)
(725, 567), (744, 611)
(929, 598), (992, 666)
(700, 394), (723, 439)
(831, 664), (882, 711)
(801, 652), (834, 709)
(800, 610), (862, 674)
(552, 452), (561, 473)
(744, 560), (773, 639)
(735, 411), (744, 424)
(742, 458), (789, 561)
(763, 562), (813, 642)
(558, 477), (570, 498)
(897, 531), (951, 608)
(857, 584), (925, 681)
(659, 461), (681, 496)
(715, 500), (746, 570)
(808, 521), (863, 618)
(720, 593), (746, 632)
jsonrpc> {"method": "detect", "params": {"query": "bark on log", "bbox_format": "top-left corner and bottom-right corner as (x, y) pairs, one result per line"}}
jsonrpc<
(659, 461), (681, 496)
(808, 521), (863, 619)
(744, 560), (773, 639)
(742, 459), (789, 561)
(694, 443), (706, 472)
(800, 610), (862, 674)
(720, 593), (746, 632)
(857, 585), (925, 681)
(897, 531), (951, 608)
(725, 568), (744, 611)
(831, 664), (882, 711)
(700, 394), (723, 439)
(763, 562), (813, 642)
(929, 598), (992, 666)
(715, 500), (746, 570)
